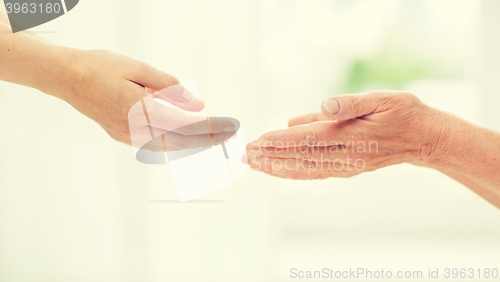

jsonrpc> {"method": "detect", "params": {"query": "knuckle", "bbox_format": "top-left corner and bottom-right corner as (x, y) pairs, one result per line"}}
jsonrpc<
(343, 95), (361, 117)
(304, 124), (319, 147)
(396, 91), (420, 107)
(372, 90), (420, 111)
(378, 91), (395, 105)
(298, 146), (312, 160)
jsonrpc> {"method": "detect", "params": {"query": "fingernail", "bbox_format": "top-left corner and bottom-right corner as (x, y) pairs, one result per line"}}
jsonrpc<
(324, 100), (340, 114)
(182, 89), (194, 102)
(223, 125), (235, 132)
(248, 148), (262, 156)
(257, 139), (273, 147)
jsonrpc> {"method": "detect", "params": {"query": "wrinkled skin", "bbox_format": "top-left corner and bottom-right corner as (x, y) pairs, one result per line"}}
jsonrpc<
(244, 91), (446, 180)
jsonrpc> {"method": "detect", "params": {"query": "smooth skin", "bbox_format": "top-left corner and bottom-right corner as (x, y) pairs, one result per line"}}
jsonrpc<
(0, 20), (235, 152)
(245, 91), (500, 209)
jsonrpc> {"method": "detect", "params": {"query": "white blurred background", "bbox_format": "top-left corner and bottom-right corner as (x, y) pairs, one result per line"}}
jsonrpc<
(1, 0), (500, 281)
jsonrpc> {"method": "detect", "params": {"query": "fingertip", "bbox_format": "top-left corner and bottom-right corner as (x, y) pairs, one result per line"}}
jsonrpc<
(288, 118), (299, 127)
(241, 153), (249, 165)
(246, 140), (258, 151)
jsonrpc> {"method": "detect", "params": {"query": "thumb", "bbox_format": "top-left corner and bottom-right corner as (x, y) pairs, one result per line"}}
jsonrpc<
(132, 63), (193, 103)
(321, 91), (393, 121)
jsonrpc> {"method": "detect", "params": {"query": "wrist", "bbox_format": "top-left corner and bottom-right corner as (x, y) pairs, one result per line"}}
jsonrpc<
(407, 106), (453, 169)
(35, 44), (83, 101)
(420, 108), (465, 169)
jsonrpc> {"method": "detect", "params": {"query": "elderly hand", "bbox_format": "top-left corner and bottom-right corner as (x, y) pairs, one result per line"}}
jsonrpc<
(244, 91), (448, 179)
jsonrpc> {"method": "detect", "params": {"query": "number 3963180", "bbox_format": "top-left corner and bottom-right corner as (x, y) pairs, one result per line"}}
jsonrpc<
(5, 3), (62, 14)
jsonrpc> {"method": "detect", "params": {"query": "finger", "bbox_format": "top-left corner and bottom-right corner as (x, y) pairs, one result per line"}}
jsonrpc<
(249, 161), (290, 179)
(250, 155), (361, 179)
(157, 96), (204, 112)
(247, 143), (352, 161)
(253, 121), (355, 148)
(134, 134), (167, 152)
(252, 155), (350, 172)
(152, 83), (194, 103)
(131, 63), (191, 103)
(161, 117), (236, 136)
(288, 113), (330, 127)
(164, 136), (235, 152)
(254, 165), (328, 180)
(147, 87), (204, 112)
(162, 130), (236, 150)
(141, 97), (236, 135)
(248, 158), (339, 180)
(246, 141), (393, 172)
(321, 90), (397, 121)
(136, 128), (236, 152)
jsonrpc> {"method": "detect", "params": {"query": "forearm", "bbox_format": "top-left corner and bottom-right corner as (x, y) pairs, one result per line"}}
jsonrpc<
(425, 110), (500, 205)
(435, 166), (500, 209)
(0, 21), (76, 97)
(0, 2), (46, 41)
(437, 115), (500, 187)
